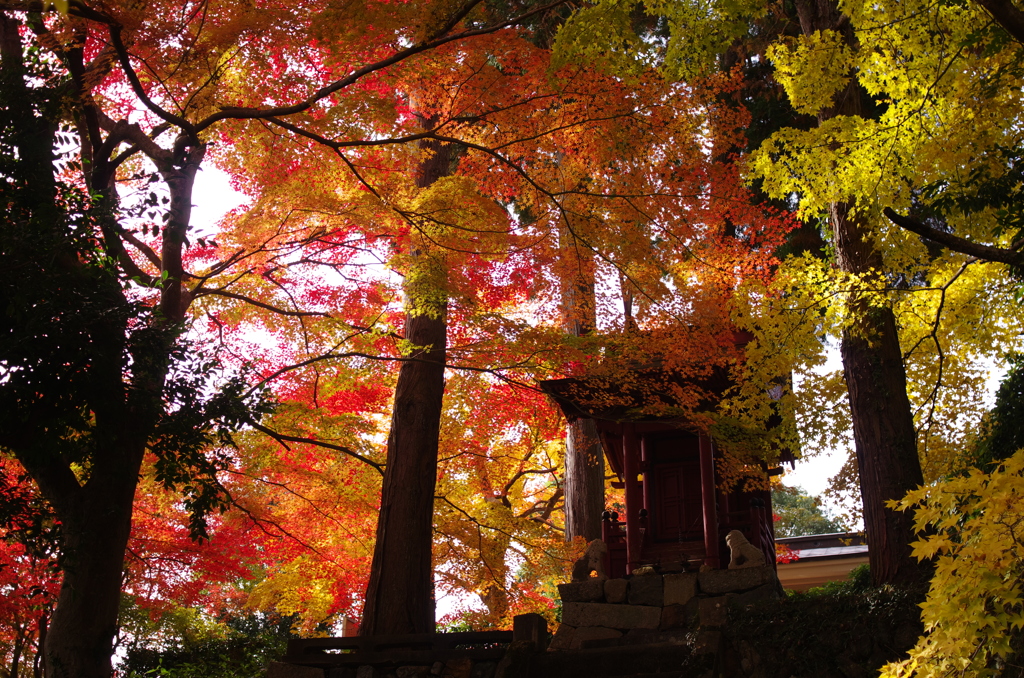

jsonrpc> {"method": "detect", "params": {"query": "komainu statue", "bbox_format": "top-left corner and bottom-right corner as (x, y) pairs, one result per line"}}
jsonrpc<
(571, 539), (609, 582)
(727, 530), (766, 569)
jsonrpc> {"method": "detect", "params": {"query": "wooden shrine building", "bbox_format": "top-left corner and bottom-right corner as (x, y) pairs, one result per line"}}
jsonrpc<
(540, 373), (792, 579)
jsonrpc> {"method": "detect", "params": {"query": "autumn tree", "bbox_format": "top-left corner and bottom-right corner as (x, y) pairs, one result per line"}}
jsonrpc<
(0, 458), (60, 678)
(360, 123), (457, 636)
(0, 10), (260, 677)
(552, 0), (1024, 586)
(0, 0), (580, 673)
(884, 451), (1024, 676)
(559, 232), (605, 542)
(750, 0), (1024, 583)
(207, 5), (793, 637)
(0, 5), (800, 673)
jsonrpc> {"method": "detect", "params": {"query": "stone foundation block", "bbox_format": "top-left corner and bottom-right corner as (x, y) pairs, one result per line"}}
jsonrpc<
(698, 565), (774, 594)
(442, 658), (473, 678)
(557, 578), (605, 602)
(663, 572), (698, 606)
(513, 613), (548, 649)
(659, 602), (699, 631)
(728, 583), (780, 611)
(571, 626), (623, 649)
(604, 578), (628, 603)
(561, 602), (662, 630)
(627, 573), (664, 606)
(547, 623), (576, 651)
(698, 597), (729, 627)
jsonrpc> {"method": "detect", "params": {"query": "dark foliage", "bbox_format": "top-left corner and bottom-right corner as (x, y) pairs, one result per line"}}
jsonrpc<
(120, 613), (298, 678)
(972, 354), (1024, 470)
(710, 568), (926, 677)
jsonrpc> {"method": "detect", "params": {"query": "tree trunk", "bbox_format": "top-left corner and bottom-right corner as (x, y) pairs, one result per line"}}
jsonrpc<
(360, 307), (447, 635)
(44, 473), (140, 678)
(1, 14), (156, 676)
(360, 132), (454, 636)
(793, 0), (928, 585)
(10, 622), (23, 678)
(840, 304), (926, 584)
(564, 418), (604, 541)
(559, 240), (604, 541)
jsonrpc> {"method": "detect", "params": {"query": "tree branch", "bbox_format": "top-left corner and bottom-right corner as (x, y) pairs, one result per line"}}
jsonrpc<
(192, 288), (331, 318)
(974, 0), (1024, 43)
(883, 207), (1024, 266)
(195, 0), (569, 131)
(107, 25), (198, 140)
(247, 420), (384, 474)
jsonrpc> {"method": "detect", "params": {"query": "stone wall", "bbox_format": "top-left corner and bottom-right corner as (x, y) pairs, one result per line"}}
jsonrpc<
(550, 565), (781, 651)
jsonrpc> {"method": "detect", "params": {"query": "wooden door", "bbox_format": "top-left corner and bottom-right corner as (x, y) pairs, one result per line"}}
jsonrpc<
(652, 454), (703, 542)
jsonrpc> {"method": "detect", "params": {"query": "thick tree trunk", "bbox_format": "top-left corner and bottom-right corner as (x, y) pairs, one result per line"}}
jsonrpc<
(793, 0), (928, 585)
(360, 131), (453, 636)
(559, 241), (604, 541)
(1, 14), (156, 676)
(840, 305), (925, 584)
(35, 321), (158, 678)
(44, 474), (140, 678)
(564, 418), (604, 541)
(360, 307), (447, 635)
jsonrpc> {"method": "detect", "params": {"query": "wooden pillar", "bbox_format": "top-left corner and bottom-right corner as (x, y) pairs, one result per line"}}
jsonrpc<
(640, 435), (652, 513)
(699, 433), (720, 569)
(623, 423), (642, 573)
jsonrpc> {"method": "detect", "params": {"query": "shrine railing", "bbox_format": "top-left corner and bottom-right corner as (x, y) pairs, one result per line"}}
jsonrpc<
(283, 615), (548, 669)
(285, 630), (514, 667)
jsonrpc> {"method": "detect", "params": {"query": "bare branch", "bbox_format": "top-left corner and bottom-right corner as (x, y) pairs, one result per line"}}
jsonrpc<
(248, 420), (385, 474)
(192, 288), (331, 318)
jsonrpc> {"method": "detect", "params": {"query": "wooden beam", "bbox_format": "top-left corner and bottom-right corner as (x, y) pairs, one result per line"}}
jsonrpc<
(640, 434), (652, 514)
(623, 423), (642, 573)
(699, 433), (720, 569)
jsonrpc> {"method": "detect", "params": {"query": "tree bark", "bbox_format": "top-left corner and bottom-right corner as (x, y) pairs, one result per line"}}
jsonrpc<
(43, 470), (141, 678)
(360, 307), (447, 635)
(559, 240), (604, 542)
(360, 132), (454, 636)
(793, 0), (928, 585)
(974, 0), (1024, 43)
(564, 418), (604, 541)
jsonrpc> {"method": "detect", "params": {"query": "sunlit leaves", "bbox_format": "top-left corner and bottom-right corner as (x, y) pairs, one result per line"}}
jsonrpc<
(767, 31), (854, 116)
(553, 0), (767, 80)
(883, 452), (1024, 677)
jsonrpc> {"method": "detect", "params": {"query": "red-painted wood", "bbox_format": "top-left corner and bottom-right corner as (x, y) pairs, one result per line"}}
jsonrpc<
(699, 433), (720, 569)
(623, 424), (642, 573)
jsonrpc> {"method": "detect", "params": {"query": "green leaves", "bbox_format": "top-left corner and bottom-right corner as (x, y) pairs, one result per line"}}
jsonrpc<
(151, 350), (276, 541)
(552, 0), (766, 81)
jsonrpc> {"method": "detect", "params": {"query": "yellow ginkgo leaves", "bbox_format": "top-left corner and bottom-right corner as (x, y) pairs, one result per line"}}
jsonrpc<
(884, 452), (1024, 677)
